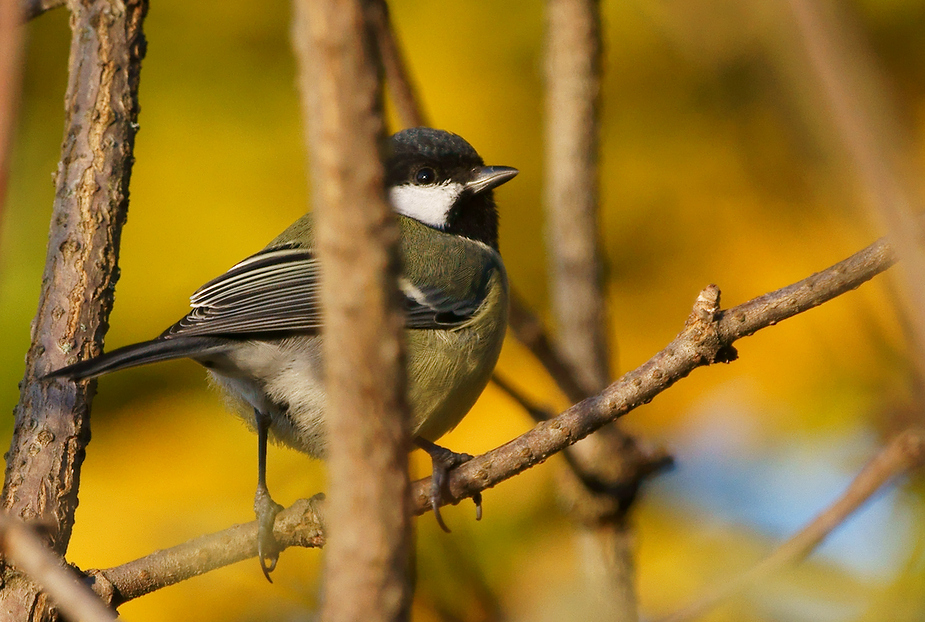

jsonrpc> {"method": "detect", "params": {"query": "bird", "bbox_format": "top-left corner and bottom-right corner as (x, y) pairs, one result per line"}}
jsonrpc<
(46, 127), (517, 580)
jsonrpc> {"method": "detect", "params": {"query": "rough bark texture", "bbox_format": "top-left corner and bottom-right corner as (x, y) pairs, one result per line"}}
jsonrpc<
(292, 1), (412, 621)
(0, 0), (146, 619)
(0, 515), (117, 622)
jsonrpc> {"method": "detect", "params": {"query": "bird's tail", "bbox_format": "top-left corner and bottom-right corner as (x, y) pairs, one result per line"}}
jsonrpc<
(45, 336), (231, 381)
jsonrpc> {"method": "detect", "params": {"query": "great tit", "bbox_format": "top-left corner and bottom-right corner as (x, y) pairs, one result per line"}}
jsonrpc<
(47, 127), (517, 579)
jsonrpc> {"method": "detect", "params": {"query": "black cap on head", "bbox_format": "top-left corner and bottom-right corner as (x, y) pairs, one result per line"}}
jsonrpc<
(386, 128), (484, 187)
(385, 128), (513, 250)
(389, 128), (482, 165)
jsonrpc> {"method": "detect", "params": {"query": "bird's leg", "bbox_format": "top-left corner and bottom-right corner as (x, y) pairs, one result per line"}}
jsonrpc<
(254, 409), (284, 581)
(414, 437), (482, 532)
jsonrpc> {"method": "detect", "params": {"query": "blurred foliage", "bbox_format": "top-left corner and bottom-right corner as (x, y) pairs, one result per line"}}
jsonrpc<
(1, 0), (924, 620)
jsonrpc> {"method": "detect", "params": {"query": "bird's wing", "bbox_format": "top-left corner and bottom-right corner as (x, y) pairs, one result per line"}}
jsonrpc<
(163, 247), (484, 338)
(400, 277), (485, 330)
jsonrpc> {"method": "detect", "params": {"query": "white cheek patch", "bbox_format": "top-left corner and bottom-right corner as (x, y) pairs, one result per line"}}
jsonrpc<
(389, 182), (463, 229)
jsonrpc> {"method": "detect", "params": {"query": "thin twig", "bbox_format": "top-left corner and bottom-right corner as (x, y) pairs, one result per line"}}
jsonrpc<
(0, 514), (119, 621)
(366, 0), (425, 129)
(88, 497), (325, 606)
(659, 427), (925, 622)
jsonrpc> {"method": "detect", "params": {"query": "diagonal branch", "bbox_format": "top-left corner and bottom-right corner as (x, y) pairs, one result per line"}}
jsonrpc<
(0, 514), (118, 622)
(18, 0), (63, 21)
(366, 0), (425, 129)
(659, 427), (925, 622)
(411, 233), (896, 513)
(88, 497), (326, 607)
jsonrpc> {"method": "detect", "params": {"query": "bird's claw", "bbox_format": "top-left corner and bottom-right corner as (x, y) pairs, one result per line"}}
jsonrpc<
(255, 488), (284, 582)
(416, 438), (480, 532)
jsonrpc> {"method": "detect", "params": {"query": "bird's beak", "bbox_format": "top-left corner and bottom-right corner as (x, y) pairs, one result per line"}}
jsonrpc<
(466, 166), (519, 194)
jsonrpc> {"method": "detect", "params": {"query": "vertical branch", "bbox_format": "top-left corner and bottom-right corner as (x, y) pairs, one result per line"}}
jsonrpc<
(545, 0), (609, 392)
(0, 0), (147, 619)
(0, 0), (26, 220)
(292, 1), (412, 621)
(544, 1), (642, 620)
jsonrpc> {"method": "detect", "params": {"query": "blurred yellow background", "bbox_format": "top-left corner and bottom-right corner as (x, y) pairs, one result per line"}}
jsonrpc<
(2, 1), (924, 620)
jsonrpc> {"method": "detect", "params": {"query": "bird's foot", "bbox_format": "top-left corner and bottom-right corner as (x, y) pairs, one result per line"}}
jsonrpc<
(415, 437), (481, 532)
(254, 487), (284, 582)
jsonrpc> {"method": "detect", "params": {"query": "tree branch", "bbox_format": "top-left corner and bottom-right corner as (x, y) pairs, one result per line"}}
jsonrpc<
(0, 514), (118, 621)
(366, 0), (424, 129)
(545, 0), (609, 395)
(292, 0), (412, 620)
(87, 497), (325, 607)
(0, 0), (147, 619)
(411, 233), (896, 513)
(543, 1), (650, 616)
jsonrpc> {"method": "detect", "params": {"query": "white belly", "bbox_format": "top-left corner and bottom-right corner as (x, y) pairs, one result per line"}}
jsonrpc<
(201, 337), (328, 457)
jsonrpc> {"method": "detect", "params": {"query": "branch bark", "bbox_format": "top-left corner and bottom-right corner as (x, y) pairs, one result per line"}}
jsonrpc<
(545, 0), (609, 395)
(0, 514), (118, 622)
(0, 0), (147, 619)
(293, 1), (412, 621)
(87, 496), (325, 607)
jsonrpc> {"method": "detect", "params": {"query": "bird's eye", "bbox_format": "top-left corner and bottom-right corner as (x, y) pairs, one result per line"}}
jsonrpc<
(414, 167), (436, 185)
